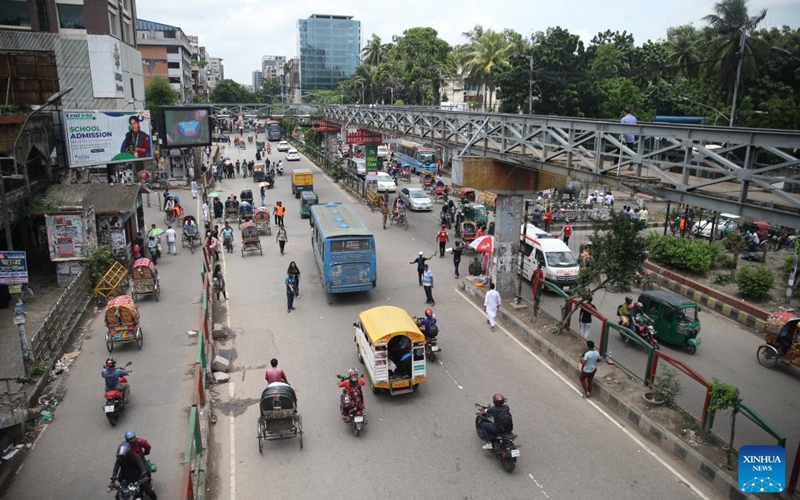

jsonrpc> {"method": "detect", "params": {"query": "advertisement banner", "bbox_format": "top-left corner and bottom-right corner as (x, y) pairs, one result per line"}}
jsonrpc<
(45, 208), (97, 261)
(346, 129), (382, 145)
(365, 145), (378, 181)
(162, 107), (212, 147)
(63, 110), (153, 168)
(0, 251), (28, 285)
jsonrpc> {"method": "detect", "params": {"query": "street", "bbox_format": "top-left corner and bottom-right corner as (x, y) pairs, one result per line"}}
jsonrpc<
(209, 138), (719, 500)
(527, 229), (800, 460)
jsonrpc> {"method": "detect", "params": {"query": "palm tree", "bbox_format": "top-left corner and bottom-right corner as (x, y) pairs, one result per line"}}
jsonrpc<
(463, 30), (513, 112)
(362, 34), (384, 67)
(702, 0), (767, 102)
(353, 64), (378, 103)
(664, 24), (704, 78)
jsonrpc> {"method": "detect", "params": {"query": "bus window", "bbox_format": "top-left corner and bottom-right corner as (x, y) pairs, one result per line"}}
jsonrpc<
(331, 239), (372, 252)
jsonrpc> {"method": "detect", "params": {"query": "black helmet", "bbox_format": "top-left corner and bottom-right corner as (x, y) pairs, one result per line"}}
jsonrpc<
(492, 393), (506, 406)
(117, 443), (131, 458)
(624, 296), (633, 304)
(105, 357), (117, 368)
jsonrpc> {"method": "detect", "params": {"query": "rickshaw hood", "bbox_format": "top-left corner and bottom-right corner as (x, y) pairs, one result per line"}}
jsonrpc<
(358, 306), (425, 344)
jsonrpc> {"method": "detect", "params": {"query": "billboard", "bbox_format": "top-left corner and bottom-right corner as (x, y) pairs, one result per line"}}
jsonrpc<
(45, 208), (98, 261)
(63, 110), (153, 168)
(161, 106), (212, 147)
(346, 129), (382, 145)
(0, 251), (28, 285)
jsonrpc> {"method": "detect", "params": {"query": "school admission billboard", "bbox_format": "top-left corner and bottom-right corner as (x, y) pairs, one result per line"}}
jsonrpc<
(63, 110), (153, 168)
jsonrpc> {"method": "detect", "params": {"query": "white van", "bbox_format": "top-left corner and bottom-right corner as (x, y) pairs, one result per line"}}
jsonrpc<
(348, 157), (366, 178)
(377, 145), (390, 159)
(520, 224), (579, 289)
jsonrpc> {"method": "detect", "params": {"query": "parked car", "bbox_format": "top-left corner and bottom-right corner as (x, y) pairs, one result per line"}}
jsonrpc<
(212, 134), (230, 143)
(376, 172), (397, 192)
(286, 148), (300, 161)
(277, 141), (290, 152)
(691, 213), (740, 239)
(377, 145), (390, 159)
(399, 187), (432, 211)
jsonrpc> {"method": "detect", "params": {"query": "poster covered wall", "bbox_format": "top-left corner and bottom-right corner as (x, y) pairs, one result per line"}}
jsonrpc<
(45, 208), (97, 261)
(63, 110), (152, 168)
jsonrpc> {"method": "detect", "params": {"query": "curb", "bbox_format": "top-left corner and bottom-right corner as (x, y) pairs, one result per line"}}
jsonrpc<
(642, 262), (768, 332)
(460, 279), (756, 500)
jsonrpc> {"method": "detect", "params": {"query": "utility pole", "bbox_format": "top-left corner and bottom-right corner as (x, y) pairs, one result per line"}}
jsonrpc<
(525, 55), (533, 115)
(14, 299), (31, 378)
(729, 27), (746, 127)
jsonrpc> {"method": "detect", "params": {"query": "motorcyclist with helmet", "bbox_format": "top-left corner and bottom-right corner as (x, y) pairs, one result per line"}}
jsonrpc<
(124, 430), (151, 462)
(338, 368), (366, 422)
(102, 357), (131, 404)
(108, 443), (157, 499)
(417, 309), (439, 339)
(629, 301), (652, 338)
(617, 296), (633, 327)
(476, 393), (513, 450)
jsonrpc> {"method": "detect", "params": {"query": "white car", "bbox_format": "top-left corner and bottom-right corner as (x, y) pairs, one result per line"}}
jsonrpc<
(399, 187), (432, 211)
(376, 172), (397, 192)
(277, 141), (290, 152)
(691, 213), (740, 239)
(285, 148), (300, 161)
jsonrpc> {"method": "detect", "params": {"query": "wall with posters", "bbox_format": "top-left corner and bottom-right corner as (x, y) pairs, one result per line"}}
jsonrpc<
(44, 208), (97, 261)
(63, 110), (152, 168)
(97, 215), (130, 263)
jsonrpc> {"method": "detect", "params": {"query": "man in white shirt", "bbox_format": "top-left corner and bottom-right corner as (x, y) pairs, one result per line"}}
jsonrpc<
(484, 283), (501, 332)
(165, 225), (177, 255)
(604, 193), (614, 208)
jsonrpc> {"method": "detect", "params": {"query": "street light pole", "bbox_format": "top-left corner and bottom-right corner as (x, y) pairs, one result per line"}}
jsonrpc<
(729, 27), (747, 127)
(525, 55), (533, 115)
(680, 96), (729, 126)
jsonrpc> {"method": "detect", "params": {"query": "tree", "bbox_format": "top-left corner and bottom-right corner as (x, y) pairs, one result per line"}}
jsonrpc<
(362, 34), (384, 67)
(598, 77), (647, 120)
(708, 379), (741, 469)
(210, 79), (256, 103)
(259, 76), (282, 103)
(384, 27), (451, 105)
(664, 24), (705, 78)
(463, 30), (513, 111)
(145, 76), (178, 116)
(559, 212), (648, 332)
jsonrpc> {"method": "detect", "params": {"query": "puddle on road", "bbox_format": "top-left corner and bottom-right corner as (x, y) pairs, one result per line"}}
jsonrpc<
(216, 397), (259, 417)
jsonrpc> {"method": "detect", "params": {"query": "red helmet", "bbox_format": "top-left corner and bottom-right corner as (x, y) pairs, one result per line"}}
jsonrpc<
(105, 357), (117, 368)
(492, 393), (506, 406)
(424, 309), (433, 317)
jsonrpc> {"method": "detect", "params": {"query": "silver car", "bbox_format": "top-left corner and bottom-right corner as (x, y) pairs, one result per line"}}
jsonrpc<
(400, 187), (432, 211)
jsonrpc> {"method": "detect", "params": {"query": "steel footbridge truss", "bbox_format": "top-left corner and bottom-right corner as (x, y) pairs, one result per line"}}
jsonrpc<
(322, 105), (800, 227)
(207, 103), (320, 118)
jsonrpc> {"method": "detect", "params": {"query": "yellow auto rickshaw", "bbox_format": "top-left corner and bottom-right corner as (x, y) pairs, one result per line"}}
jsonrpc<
(353, 306), (426, 395)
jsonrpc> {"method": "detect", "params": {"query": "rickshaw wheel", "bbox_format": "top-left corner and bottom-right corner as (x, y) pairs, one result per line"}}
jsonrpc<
(241, 246), (244, 258)
(105, 334), (114, 353)
(136, 327), (143, 350)
(189, 239), (195, 254)
(155, 286), (160, 302)
(684, 343), (697, 355)
(257, 421), (263, 454)
(297, 415), (303, 449)
(757, 345), (779, 368)
(403, 218), (409, 231)
(259, 243), (263, 256)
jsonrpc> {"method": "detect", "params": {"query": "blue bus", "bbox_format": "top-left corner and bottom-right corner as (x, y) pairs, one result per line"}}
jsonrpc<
(395, 140), (437, 174)
(266, 120), (282, 141)
(310, 203), (377, 294)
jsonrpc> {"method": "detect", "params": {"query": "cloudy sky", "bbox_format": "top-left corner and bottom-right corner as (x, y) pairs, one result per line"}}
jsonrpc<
(136, 0), (800, 85)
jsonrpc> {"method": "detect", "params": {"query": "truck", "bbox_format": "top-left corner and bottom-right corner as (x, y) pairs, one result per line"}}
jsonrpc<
(291, 169), (314, 198)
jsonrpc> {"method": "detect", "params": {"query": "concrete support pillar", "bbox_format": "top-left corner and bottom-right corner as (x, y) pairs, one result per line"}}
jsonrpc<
(492, 193), (523, 295)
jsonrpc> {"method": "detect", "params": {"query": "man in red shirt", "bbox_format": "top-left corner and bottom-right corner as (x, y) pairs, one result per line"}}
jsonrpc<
(543, 207), (553, 232)
(124, 430), (151, 460)
(338, 368), (366, 420)
(265, 358), (288, 384)
(560, 219), (573, 245)
(436, 224), (449, 257)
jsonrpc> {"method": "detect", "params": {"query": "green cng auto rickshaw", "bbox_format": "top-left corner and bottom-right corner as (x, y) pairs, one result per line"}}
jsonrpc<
(299, 191), (318, 219)
(638, 290), (701, 354)
(463, 203), (488, 227)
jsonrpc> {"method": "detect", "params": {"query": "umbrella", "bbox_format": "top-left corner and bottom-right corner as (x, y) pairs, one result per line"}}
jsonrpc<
(469, 235), (494, 253)
(207, 191), (220, 198)
(148, 228), (165, 237)
(259, 182), (271, 187)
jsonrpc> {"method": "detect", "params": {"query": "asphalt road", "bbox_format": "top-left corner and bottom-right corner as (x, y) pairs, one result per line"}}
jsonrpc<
(210, 136), (720, 500)
(4, 181), (204, 498)
(527, 230), (800, 461)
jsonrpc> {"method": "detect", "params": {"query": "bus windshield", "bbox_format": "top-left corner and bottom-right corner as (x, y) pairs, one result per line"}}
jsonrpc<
(330, 239), (372, 252)
(418, 152), (436, 164)
(545, 251), (577, 268)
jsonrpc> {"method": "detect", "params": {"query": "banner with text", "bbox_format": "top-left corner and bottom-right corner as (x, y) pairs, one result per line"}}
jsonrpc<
(365, 145), (378, 181)
(346, 129), (382, 145)
(0, 251), (28, 285)
(63, 110), (153, 168)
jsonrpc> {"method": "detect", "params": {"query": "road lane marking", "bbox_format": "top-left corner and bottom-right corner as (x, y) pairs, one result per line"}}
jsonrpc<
(455, 288), (711, 500)
(529, 474), (550, 498)
(229, 382), (236, 500)
(442, 365), (463, 390)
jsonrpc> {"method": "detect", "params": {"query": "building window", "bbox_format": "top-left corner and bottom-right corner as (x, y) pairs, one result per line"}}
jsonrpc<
(121, 19), (131, 43)
(57, 4), (85, 29)
(35, 0), (51, 31)
(130, 78), (135, 99)
(0, 0), (31, 28)
(168, 77), (181, 84)
(122, 0), (130, 12)
(167, 62), (180, 69)
(166, 46), (178, 54)
(108, 10), (118, 37)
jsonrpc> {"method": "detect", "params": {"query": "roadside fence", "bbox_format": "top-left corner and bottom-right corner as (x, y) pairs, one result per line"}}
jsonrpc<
(30, 268), (91, 364)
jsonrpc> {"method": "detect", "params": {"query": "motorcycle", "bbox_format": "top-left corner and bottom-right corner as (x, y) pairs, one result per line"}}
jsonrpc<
(439, 211), (452, 230)
(624, 323), (660, 350)
(109, 478), (147, 500)
(414, 316), (441, 361)
(474, 403), (520, 472)
(336, 374), (367, 436)
(104, 362), (132, 426)
(278, 164), (284, 176)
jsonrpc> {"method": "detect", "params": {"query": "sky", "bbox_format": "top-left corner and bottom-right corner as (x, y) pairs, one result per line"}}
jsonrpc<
(135, 0), (800, 86)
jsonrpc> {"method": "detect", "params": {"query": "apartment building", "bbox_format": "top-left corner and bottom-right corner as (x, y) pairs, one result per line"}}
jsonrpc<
(135, 18), (193, 102)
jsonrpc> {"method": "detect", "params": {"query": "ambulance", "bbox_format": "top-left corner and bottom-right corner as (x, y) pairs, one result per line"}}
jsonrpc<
(519, 224), (580, 289)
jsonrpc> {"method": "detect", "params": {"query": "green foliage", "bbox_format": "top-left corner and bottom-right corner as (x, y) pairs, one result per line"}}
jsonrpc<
(83, 245), (115, 287)
(735, 265), (774, 300)
(709, 378), (740, 412)
(652, 367), (684, 407)
(781, 255), (794, 280)
(714, 254), (736, 270)
(723, 232), (746, 252)
(303, 128), (323, 148)
(258, 76), (282, 103)
(645, 233), (721, 273)
(711, 274), (732, 285)
(210, 79), (257, 104)
(31, 364), (46, 376)
(145, 76), (178, 116)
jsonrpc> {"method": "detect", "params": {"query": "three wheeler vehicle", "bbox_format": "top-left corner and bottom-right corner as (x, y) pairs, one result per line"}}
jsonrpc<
(463, 203), (488, 227)
(637, 290), (701, 354)
(300, 191), (318, 219)
(257, 382), (303, 452)
(131, 258), (160, 302)
(240, 188), (254, 206)
(757, 311), (800, 369)
(104, 295), (142, 353)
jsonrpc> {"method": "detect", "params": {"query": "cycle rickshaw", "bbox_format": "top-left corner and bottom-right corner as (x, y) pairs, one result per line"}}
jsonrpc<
(757, 311), (800, 369)
(238, 201), (254, 228)
(130, 258), (160, 302)
(181, 215), (199, 253)
(257, 382), (303, 452)
(104, 295), (143, 353)
(240, 220), (262, 257)
(224, 199), (239, 223)
(253, 206), (271, 235)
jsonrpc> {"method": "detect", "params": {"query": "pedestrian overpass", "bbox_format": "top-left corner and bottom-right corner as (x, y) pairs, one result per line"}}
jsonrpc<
(207, 102), (800, 226)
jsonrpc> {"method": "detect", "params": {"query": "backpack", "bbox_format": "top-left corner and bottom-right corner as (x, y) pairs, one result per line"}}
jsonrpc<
(494, 406), (513, 433)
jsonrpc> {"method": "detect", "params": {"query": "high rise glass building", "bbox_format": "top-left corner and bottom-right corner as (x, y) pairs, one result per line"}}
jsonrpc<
(298, 14), (361, 92)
